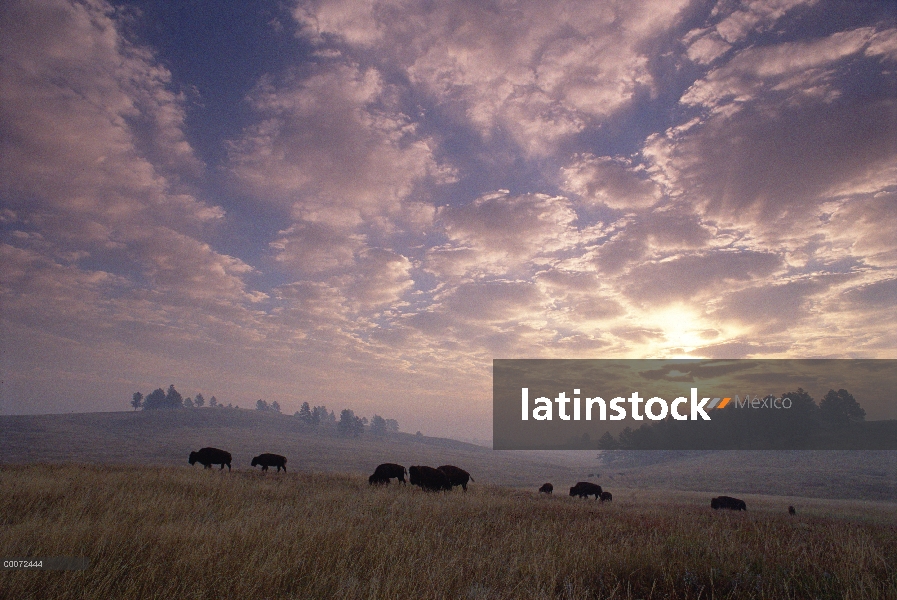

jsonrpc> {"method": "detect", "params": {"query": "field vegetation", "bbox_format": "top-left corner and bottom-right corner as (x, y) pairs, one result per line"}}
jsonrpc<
(2, 464), (896, 599)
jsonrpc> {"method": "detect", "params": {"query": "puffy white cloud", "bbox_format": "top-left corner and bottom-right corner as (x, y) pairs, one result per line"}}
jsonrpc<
(562, 154), (662, 209)
(229, 64), (447, 223)
(681, 28), (878, 113)
(295, 0), (691, 155)
(0, 0), (266, 359)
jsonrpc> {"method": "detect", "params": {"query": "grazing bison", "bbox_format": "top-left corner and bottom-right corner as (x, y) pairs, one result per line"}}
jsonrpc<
(437, 465), (473, 491)
(368, 463), (407, 485)
(569, 481), (603, 499)
(711, 496), (747, 511)
(539, 483), (553, 494)
(189, 447), (232, 471)
(409, 465), (451, 492)
(251, 453), (287, 472)
(600, 491), (613, 502)
(788, 505), (796, 516)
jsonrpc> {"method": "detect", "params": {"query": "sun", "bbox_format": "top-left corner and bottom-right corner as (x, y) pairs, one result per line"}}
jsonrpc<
(648, 305), (710, 357)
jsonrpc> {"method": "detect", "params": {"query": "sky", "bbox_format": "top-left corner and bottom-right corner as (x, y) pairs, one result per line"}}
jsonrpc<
(1, 0), (895, 441)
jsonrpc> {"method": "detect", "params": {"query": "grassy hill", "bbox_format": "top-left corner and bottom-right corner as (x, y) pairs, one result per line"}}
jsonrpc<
(1, 408), (895, 500)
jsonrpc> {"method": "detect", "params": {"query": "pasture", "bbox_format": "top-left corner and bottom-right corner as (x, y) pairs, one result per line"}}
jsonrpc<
(2, 464), (896, 599)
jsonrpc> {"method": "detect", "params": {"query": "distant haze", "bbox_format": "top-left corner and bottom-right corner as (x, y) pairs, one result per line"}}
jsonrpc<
(1, 0), (895, 441)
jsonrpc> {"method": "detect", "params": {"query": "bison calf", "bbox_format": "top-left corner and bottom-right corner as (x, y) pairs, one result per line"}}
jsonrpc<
(189, 447), (232, 471)
(600, 491), (612, 502)
(368, 463), (407, 485)
(711, 496), (747, 511)
(569, 481), (602, 499)
(251, 453), (287, 472)
(539, 483), (553, 494)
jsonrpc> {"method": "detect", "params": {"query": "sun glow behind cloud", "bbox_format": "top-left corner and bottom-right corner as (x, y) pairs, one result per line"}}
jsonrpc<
(1, 0), (895, 439)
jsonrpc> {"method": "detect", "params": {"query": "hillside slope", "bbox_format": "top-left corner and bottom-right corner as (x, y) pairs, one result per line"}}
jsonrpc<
(0, 409), (595, 488)
(2, 409), (895, 500)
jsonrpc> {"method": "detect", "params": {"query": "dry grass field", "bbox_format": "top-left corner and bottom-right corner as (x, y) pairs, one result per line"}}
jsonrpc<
(2, 463), (896, 600)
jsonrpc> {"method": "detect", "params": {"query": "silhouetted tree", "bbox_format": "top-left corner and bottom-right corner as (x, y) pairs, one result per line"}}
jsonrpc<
(597, 431), (619, 450)
(338, 409), (365, 437)
(131, 392), (143, 411)
(384, 418), (399, 433)
(370, 414), (387, 436)
(820, 388), (865, 426)
(183, 397), (194, 408)
(270, 401), (281, 414)
(256, 399), (269, 412)
(313, 406), (335, 426)
(209, 396), (218, 408)
(164, 385), (183, 409)
(194, 393), (205, 408)
(142, 388), (166, 410)
(297, 402), (316, 426)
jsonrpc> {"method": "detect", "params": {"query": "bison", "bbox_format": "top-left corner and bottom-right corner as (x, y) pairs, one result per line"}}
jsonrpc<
(437, 465), (473, 491)
(409, 465), (451, 492)
(569, 481), (603, 499)
(368, 463), (407, 485)
(539, 483), (553, 494)
(189, 447), (232, 471)
(788, 505), (796, 516)
(711, 496), (747, 511)
(600, 491), (612, 502)
(251, 453), (287, 472)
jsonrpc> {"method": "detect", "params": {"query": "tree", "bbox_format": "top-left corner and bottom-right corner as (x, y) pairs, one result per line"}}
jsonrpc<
(819, 389), (865, 426)
(183, 397), (194, 408)
(384, 418), (399, 433)
(338, 409), (365, 437)
(270, 401), (281, 414)
(194, 393), (205, 408)
(597, 431), (619, 450)
(313, 406), (335, 426)
(256, 399), (269, 412)
(131, 392), (143, 411)
(209, 396), (218, 408)
(297, 402), (316, 426)
(143, 388), (166, 410)
(370, 415), (387, 436)
(165, 385), (183, 409)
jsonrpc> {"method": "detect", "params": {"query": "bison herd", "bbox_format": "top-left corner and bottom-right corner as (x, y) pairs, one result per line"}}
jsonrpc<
(188, 447), (777, 513)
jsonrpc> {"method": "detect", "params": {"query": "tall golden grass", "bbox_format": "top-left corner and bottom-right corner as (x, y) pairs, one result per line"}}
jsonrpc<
(1, 464), (895, 599)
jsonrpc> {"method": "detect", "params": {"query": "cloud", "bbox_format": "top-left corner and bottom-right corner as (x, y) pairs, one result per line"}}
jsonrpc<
(295, 0), (691, 155)
(561, 155), (662, 209)
(681, 27), (879, 112)
(438, 191), (578, 263)
(270, 222), (366, 275)
(0, 0), (265, 355)
(624, 250), (784, 305)
(229, 64), (446, 224)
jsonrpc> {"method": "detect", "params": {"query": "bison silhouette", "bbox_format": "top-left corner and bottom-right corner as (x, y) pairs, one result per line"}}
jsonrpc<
(788, 505), (796, 516)
(711, 496), (747, 511)
(368, 463), (407, 485)
(569, 481), (602, 499)
(409, 465), (451, 492)
(437, 465), (473, 491)
(189, 447), (232, 471)
(539, 483), (553, 494)
(251, 453), (287, 472)
(600, 491), (612, 502)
